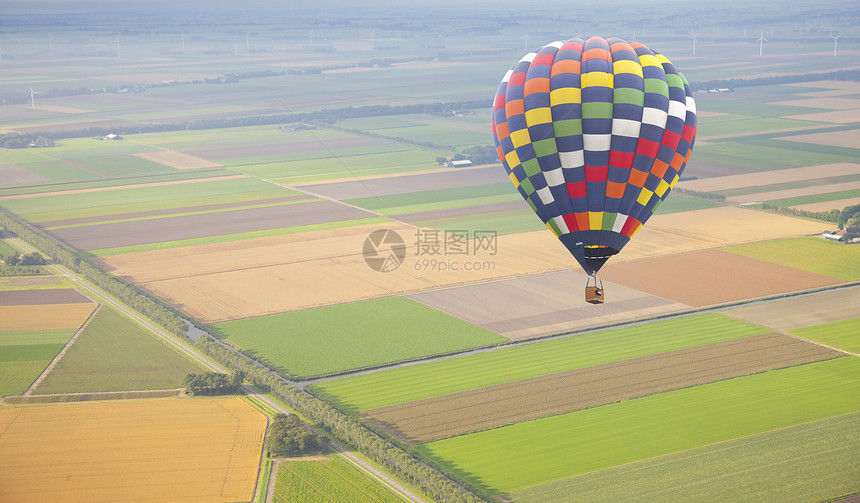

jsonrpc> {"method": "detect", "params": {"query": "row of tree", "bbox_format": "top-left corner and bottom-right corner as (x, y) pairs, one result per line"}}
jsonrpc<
(0, 133), (55, 149)
(267, 414), (327, 456)
(0, 211), (187, 337)
(184, 371), (245, 395)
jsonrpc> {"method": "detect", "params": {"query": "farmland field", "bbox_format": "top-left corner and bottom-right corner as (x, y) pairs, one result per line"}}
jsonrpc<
(418, 357), (860, 495)
(0, 397), (267, 503)
(214, 296), (506, 378)
(598, 248), (841, 307)
(310, 313), (771, 412)
(790, 317), (860, 354)
(725, 287), (860, 331)
(677, 163), (860, 193)
(0, 328), (76, 397)
(364, 333), (842, 443)
(723, 237), (860, 280)
(272, 457), (404, 503)
(510, 411), (860, 503)
(33, 306), (202, 393)
(0, 303), (97, 331)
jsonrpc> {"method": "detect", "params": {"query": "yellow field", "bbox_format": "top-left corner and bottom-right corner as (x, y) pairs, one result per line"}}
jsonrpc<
(0, 303), (97, 331)
(98, 206), (827, 323)
(0, 397), (267, 503)
(134, 151), (223, 170)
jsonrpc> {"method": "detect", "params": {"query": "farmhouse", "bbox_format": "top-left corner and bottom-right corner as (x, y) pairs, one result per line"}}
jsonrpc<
(447, 159), (473, 168)
(822, 229), (846, 241)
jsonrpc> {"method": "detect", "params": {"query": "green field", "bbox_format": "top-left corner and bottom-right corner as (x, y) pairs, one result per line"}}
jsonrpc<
(760, 188), (860, 208)
(238, 149), (444, 184)
(43, 197), (319, 231)
(0, 168), (232, 197)
(510, 411), (860, 503)
(0, 236), (17, 255)
(791, 317), (860, 354)
(413, 208), (545, 236)
(215, 296), (507, 379)
(1, 176), (288, 219)
(33, 306), (202, 393)
(696, 115), (821, 138)
(419, 357), (860, 495)
(654, 194), (725, 214)
(346, 183), (518, 215)
(689, 141), (856, 172)
(724, 237), (860, 280)
(272, 457), (404, 503)
(0, 329), (75, 397)
(309, 313), (771, 412)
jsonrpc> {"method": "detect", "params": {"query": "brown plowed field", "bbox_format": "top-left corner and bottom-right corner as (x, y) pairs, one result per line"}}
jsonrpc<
(598, 249), (841, 307)
(50, 199), (373, 250)
(726, 287), (860, 331)
(364, 333), (843, 443)
(0, 288), (91, 306)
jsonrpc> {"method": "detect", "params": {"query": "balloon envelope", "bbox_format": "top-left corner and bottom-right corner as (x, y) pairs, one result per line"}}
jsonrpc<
(492, 36), (697, 275)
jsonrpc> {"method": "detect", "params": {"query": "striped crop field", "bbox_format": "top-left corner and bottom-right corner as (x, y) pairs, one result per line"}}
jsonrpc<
(417, 357), (860, 495)
(272, 457), (403, 503)
(310, 313), (771, 412)
(509, 411), (860, 503)
(0, 397), (267, 503)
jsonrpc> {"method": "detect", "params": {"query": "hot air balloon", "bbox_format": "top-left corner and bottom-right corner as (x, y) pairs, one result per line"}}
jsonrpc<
(492, 36), (696, 304)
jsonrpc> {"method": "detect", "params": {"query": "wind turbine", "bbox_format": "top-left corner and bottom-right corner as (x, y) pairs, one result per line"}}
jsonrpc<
(757, 32), (767, 56)
(523, 33), (528, 51)
(690, 31), (698, 56)
(28, 85), (36, 109)
(831, 32), (840, 57)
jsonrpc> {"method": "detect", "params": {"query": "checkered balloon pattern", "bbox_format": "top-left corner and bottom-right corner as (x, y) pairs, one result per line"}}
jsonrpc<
(492, 37), (696, 275)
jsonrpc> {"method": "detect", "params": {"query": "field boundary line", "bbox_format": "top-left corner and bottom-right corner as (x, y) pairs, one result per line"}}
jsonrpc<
(24, 303), (101, 395)
(782, 330), (860, 357)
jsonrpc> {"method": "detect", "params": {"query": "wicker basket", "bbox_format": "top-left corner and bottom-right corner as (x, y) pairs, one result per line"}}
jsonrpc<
(585, 286), (604, 304)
